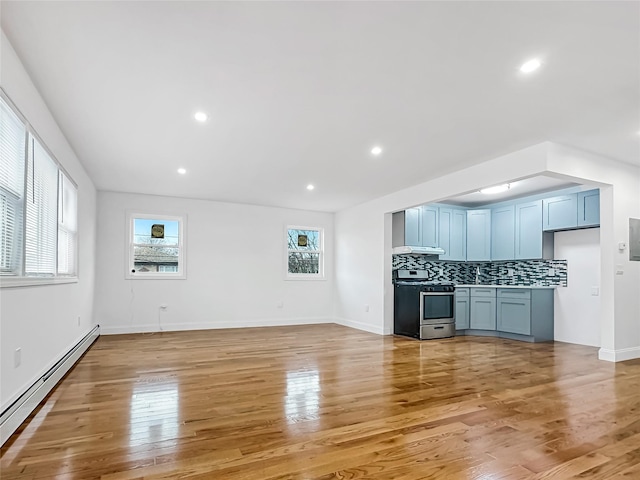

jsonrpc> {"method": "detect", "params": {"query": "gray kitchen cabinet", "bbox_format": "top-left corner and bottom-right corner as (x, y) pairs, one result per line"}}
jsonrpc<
(496, 288), (554, 341)
(469, 288), (496, 330)
(467, 209), (491, 261)
(439, 207), (467, 261)
(392, 208), (422, 247)
(454, 288), (470, 330)
(515, 200), (549, 259)
(543, 194), (578, 231)
(491, 205), (515, 260)
(421, 205), (439, 247)
(496, 290), (531, 335)
(577, 189), (600, 227)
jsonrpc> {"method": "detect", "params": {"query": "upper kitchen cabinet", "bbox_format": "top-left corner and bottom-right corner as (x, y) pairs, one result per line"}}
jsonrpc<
(392, 208), (422, 247)
(439, 207), (467, 261)
(421, 206), (439, 247)
(543, 189), (600, 231)
(491, 205), (515, 260)
(543, 194), (577, 231)
(577, 189), (600, 227)
(515, 200), (552, 259)
(467, 209), (491, 261)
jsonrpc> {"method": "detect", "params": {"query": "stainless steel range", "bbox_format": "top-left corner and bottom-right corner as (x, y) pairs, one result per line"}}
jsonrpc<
(392, 270), (455, 340)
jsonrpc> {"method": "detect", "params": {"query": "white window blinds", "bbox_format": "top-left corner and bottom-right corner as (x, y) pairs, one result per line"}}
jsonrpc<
(25, 138), (59, 276)
(0, 98), (26, 275)
(57, 172), (77, 275)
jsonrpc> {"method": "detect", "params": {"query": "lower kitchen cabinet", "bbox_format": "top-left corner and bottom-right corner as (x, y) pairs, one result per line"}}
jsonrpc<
(457, 286), (554, 342)
(469, 288), (496, 330)
(497, 290), (531, 335)
(454, 288), (470, 330)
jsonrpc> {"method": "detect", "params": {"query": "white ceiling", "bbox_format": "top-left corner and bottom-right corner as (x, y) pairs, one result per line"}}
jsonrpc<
(2, 1), (639, 212)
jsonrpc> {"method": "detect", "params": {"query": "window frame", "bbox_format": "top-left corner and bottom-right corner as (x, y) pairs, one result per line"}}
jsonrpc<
(126, 211), (187, 280)
(285, 225), (325, 281)
(1, 89), (79, 288)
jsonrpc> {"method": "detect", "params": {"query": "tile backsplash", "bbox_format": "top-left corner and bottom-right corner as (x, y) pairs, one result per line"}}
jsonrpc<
(392, 255), (567, 286)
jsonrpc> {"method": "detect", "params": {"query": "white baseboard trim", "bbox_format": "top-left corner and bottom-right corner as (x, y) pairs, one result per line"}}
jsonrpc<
(333, 317), (386, 335)
(1, 325), (100, 446)
(598, 346), (640, 362)
(100, 317), (333, 335)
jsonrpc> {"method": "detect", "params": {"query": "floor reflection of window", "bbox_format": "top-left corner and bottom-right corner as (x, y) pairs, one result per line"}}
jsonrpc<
(285, 370), (320, 423)
(129, 380), (179, 447)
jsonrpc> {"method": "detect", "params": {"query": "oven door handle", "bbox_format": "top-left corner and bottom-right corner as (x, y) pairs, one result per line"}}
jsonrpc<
(420, 292), (454, 296)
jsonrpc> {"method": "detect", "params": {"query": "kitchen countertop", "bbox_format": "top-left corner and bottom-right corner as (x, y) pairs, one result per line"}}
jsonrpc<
(456, 284), (557, 289)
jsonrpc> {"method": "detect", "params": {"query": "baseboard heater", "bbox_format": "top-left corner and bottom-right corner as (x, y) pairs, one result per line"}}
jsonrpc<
(0, 324), (100, 446)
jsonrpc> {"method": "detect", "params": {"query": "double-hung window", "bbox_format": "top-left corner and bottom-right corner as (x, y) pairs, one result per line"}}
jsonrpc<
(286, 226), (324, 279)
(126, 213), (186, 279)
(1, 91), (78, 286)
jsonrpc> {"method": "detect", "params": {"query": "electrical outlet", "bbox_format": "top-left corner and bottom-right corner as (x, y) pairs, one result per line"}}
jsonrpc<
(14, 348), (21, 368)
(364, 304), (370, 312)
(547, 268), (556, 276)
(277, 301), (284, 308)
(507, 268), (515, 277)
(591, 287), (600, 296)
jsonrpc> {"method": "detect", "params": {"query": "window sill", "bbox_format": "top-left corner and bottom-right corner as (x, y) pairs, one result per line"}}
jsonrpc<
(0, 276), (79, 288)
(125, 274), (187, 280)
(285, 275), (326, 281)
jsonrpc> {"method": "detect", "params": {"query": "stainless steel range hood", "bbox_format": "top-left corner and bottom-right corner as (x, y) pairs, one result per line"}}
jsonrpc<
(392, 245), (445, 255)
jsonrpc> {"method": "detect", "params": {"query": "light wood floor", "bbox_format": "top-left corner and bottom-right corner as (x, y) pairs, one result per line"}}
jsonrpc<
(2, 324), (640, 479)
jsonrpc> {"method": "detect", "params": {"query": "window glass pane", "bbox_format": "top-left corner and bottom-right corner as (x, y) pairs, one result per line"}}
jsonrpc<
(133, 245), (179, 273)
(287, 229), (319, 251)
(0, 98), (25, 196)
(288, 252), (319, 274)
(25, 138), (58, 276)
(134, 218), (179, 246)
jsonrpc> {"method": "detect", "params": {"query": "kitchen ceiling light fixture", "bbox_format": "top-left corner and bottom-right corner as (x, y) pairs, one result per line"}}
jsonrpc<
(371, 146), (383, 156)
(520, 58), (541, 73)
(480, 184), (510, 195)
(306, 184), (315, 191)
(194, 111), (208, 122)
(177, 168), (187, 175)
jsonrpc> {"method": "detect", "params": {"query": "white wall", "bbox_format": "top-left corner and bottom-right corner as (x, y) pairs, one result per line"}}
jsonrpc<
(95, 192), (334, 333)
(0, 32), (97, 410)
(554, 228), (601, 347)
(334, 142), (640, 361)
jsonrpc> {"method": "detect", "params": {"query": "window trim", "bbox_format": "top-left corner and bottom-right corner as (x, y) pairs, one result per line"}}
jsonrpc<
(125, 211), (187, 280)
(284, 225), (325, 281)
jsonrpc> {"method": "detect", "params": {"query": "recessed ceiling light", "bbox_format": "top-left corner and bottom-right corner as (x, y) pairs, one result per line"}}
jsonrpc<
(371, 146), (383, 156)
(520, 59), (541, 73)
(177, 168), (187, 175)
(306, 184), (315, 191)
(194, 111), (208, 122)
(480, 184), (510, 195)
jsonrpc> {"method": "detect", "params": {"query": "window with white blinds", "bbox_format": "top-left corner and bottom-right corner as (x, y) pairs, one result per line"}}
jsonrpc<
(25, 139), (59, 275)
(0, 97), (26, 275)
(57, 172), (78, 276)
(0, 92), (79, 284)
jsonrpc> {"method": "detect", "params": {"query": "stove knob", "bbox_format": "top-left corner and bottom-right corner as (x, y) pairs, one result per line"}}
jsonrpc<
(428, 287), (434, 292)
